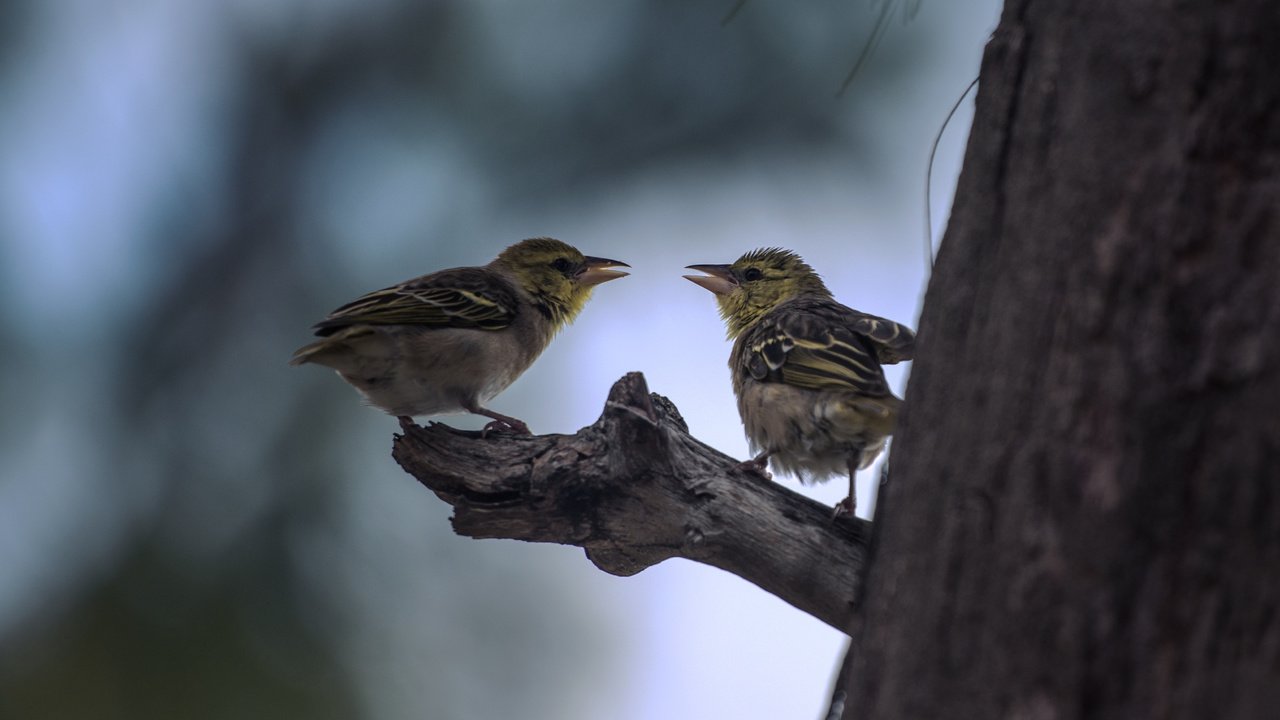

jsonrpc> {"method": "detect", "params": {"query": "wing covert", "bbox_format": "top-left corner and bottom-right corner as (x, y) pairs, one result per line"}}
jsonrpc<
(742, 308), (892, 397)
(848, 313), (915, 364)
(312, 267), (518, 335)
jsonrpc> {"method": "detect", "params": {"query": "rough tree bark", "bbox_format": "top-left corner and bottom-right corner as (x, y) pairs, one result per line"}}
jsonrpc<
(846, 2), (1280, 719)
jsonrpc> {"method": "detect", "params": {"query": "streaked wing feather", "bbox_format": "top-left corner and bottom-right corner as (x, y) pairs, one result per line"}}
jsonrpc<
(743, 302), (896, 396)
(749, 334), (792, 380)
(777, 329), (889, 395)
(313, 267), (517, 335)
(849, 313), (915, 364)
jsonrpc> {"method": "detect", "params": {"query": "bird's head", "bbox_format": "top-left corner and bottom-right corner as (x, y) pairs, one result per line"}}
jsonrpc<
(684, 247), (830, 337)
(493, 237), (629, 327)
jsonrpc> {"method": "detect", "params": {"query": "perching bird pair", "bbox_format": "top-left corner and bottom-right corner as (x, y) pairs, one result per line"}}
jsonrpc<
(291, 238), (914, 516)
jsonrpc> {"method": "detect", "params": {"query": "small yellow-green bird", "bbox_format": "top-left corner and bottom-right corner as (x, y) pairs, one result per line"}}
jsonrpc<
(685, 248), (914, 516)
(291, 237), (628, 433)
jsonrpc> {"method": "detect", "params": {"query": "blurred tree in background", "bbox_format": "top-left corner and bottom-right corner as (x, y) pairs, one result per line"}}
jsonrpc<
(0, 2), (996, 718)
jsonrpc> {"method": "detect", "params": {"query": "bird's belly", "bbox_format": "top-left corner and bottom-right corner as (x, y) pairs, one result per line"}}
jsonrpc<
(738, 381), (891, 484)
(338, 325), (529, 417)
(345, 372), (460, 417)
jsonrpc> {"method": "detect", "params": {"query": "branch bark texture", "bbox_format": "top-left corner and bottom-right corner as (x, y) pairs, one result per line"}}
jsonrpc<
(393, 372), (871, 632)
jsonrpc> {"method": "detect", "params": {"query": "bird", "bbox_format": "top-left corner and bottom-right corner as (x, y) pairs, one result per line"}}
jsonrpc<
(684, 248), (914, 517)
(291, 237), (628, 434)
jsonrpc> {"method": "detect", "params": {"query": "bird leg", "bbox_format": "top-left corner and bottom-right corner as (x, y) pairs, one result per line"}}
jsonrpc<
(735, 450), (774, 480)
(468, 405), (532, 437)
(398, 416), (417, 431)
(832, 457), (858, 519)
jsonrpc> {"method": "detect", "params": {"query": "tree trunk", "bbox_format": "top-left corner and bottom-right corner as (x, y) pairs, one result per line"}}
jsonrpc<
(847, 1), (1280, 718)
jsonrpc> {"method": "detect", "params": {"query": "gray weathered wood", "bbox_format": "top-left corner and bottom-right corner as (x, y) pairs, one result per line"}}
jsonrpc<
(392, 371), (870, 632)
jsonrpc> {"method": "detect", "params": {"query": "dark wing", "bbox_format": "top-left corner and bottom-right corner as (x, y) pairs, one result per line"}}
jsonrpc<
(740, 298), (913, 397)
(847, 311), (915, 364)
(312, 266), (518, 336)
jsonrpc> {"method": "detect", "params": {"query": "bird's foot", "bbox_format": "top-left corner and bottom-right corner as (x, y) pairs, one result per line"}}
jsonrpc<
(398, 416), (417, 432)
(481, 417), (531, 438)
(735, 456), (772, 480)
(831, 496), (857, 520)
(470, 405), (532, 437)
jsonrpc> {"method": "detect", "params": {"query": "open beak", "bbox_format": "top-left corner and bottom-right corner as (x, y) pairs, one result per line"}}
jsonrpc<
(577, 256), (630, 286)
(683, 264), (737, 295)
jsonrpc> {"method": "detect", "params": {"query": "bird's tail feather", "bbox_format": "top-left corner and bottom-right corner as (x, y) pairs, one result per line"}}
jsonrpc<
(289, 326), (377, 367)
(289, 339), (327, 366)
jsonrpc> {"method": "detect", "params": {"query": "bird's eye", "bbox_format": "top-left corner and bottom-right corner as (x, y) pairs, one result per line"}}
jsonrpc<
(743, 267), (764, 281)
(551, 258), (574, 273)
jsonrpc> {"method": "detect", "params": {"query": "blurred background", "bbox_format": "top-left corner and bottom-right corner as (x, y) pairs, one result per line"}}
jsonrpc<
(0, 1), (998, 718)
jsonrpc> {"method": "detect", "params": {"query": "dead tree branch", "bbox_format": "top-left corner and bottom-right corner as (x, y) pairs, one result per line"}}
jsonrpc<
(392, 372), (870, 632)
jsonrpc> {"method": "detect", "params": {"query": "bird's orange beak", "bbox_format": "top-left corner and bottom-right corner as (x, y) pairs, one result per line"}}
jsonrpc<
(577, 257), (630, 286)
(683, 264), (737, 295)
